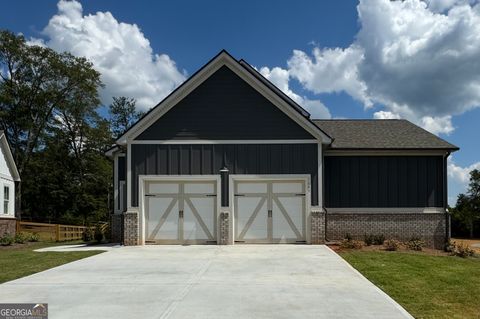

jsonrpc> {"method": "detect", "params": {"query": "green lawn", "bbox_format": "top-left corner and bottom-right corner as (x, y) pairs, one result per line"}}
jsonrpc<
(340, 250), (480, 319)
(0, 241), (103, 284)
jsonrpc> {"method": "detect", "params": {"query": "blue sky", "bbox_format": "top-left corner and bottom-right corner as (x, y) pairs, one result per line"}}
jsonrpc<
(2, 0), (480, 205)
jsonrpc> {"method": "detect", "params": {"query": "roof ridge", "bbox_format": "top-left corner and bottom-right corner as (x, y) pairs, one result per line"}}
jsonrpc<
(312, 119), (404, 121)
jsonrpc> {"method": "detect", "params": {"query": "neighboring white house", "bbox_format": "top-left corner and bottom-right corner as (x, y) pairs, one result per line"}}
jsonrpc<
(0, 131), (20, 236)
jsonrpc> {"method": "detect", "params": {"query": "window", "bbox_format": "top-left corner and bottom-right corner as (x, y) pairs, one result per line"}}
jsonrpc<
(4, 186), (9, 214)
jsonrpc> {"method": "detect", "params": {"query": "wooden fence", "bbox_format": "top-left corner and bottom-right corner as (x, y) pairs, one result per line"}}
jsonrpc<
(16, 221), (104, 241)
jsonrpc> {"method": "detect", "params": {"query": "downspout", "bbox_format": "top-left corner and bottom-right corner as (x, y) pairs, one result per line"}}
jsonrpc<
(323, 206), (328, 242)
(444, 151), (451, 243)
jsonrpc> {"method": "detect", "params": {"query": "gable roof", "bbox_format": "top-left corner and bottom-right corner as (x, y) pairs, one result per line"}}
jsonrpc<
(0, 131), (21, 181)
(313, 119), (459, 151)
(116, 50), (332, 145)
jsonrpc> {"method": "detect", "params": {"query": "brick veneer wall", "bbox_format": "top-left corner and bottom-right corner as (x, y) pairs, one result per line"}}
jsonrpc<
(123, 211), (138, 246)
(0, 218), (16, 237)
(110, 214), (123, 244)
(219, 211), (229, 245)
(311, 211), (325, 244)
(325, 212), (447, 249)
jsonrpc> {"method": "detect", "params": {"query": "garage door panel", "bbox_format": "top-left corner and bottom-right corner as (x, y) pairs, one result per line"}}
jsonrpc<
(272, 182), (303, 193)
(145, 180), (217, 244)
(234, 179), (306, 243)
(184, 183), (215, 194)
(272, 197), (303, 241)
(276, 197), (304, 234)
(184, 197), (215, 241)
(237, 182), (267, 194)
(147, 197), (179, 240)
(235, 196), (267, 240)
(148, 183), (179, 194)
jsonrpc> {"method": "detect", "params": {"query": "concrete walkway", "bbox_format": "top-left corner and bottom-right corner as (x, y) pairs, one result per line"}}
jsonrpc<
(0, 245), (412, 319)
(35, 243), (121, 252)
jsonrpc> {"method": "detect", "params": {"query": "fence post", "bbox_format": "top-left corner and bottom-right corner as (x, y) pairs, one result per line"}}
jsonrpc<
(16, 221), (20, 233)
(55, 224), (60, 242)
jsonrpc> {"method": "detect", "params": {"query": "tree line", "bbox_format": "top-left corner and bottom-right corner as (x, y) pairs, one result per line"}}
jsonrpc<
(0, 30), (141, 225)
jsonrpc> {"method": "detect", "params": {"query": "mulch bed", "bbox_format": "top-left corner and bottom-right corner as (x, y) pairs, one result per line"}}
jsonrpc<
(328, 243), (450, 256)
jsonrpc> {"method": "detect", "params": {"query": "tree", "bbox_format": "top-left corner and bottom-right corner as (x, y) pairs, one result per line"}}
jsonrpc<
(0, 30), (102, 213)
(108, 96), (143, 138)
(452, 169), (480, 238)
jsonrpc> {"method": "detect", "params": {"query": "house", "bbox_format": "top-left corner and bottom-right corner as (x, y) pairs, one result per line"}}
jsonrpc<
(0, 131), (21, 237)
(107, 50), (458, 248)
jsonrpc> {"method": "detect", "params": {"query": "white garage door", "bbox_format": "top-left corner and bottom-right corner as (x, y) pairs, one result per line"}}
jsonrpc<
(145, 180), (217, 244)
(234, 180), (306, 243)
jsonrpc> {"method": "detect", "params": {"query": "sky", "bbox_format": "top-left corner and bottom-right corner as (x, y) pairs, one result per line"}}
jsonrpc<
(2, 0), (480, 205)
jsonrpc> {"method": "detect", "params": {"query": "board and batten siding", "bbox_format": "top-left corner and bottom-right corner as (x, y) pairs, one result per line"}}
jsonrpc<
(130, 143), (318, 207)
(134, 66), (314, 141)
(324, 156), (446, 208)
(117, 156), (126, 211)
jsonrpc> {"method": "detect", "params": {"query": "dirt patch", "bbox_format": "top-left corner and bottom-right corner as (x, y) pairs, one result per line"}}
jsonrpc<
(328, 243), (450, 256)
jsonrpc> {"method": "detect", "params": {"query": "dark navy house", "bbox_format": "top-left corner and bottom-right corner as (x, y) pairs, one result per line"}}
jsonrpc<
(107, 51), (458, 248)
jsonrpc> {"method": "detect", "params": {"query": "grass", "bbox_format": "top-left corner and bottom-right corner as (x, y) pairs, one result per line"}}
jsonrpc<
(0, 241), (104, 284)
(340, 250), (480, 319)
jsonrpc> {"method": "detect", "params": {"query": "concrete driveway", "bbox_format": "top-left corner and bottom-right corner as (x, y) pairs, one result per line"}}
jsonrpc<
(0, 245), (412, 319)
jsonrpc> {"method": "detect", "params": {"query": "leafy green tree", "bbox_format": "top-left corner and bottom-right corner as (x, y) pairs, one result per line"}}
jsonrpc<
(108, 96), (143, 138)
(452, 169), (480, 238)
(0, 30), (102, 213)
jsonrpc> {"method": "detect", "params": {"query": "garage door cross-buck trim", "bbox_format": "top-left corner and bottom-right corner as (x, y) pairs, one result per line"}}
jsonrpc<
(234, 179), (306, 244)
(144, 180), (217, 244)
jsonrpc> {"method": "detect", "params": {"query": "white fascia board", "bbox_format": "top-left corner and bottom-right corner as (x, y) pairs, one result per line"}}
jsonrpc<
(130, 139), (317, 145)
(0, 133), (20, 182)
(117, 52), (331, 145)
(324, 149), (449, 156)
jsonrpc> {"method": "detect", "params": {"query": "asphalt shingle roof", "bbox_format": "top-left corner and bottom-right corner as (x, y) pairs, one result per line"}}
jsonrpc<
(313, 119), (459, 150)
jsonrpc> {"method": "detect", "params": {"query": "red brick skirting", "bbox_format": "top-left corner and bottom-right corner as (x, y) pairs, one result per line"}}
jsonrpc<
(324, 212), (447, 249)
(0, 217), (16, 237)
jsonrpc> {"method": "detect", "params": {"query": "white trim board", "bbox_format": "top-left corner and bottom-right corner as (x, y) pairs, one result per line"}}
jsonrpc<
(130, 139), (318, 145)
(325, 207), (446, 213)
(324, 150), (449, 156)
(0, 132), (20, 182)
(117, 51), (331, 145)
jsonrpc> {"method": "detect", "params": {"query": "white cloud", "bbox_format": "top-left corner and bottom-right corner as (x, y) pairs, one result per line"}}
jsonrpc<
(259, 66), (331, 119)
(420, 115), (454, 135)
(288, 47), (372, 108)
(282, 0), (480, 135)
(31, 0), (186, 111)
(448, 158), (480, 184)
(447, 157), (480, 205)
(373, 111), (401, 119)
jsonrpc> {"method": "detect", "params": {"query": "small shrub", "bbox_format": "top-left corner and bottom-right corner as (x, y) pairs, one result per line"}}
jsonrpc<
(27, 232), (40, 242)
(453, 243), (475, 258)
(364, 234), (375, 246)
(384, 239), (401, 251)
(82, 228), (94, 242)
(406, 237), (426, 251)
(94, 226), (104, 243)
(340, 239), (364, 249)
(14, 232), (28, 244)
(0, 235), (14, 246)
(373, 234), (385, 245)
(444, 240), (456, 253)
